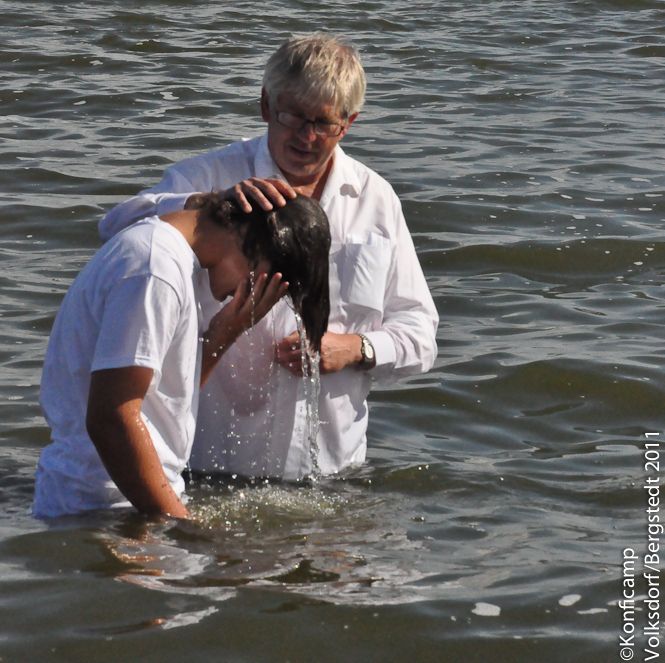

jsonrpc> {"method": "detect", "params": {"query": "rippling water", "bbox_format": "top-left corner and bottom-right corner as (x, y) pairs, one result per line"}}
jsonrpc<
(2, 1), (664, 661)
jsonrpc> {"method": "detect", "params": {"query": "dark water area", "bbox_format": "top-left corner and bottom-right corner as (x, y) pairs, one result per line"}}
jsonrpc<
(2, 1), (665, 661)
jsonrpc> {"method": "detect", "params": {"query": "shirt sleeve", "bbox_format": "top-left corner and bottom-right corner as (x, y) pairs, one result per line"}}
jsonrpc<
(92, 275), (182, 385)
(98, 167), (197, 242)
(369, 193), (439, 382)
(98, 139), (263, 243)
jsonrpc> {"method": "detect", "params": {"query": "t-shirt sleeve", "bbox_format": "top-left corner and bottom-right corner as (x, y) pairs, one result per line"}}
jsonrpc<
(91, 274), (182, 383)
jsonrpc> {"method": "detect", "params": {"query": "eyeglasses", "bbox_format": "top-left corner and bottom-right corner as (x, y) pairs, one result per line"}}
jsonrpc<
(275, 110), (346, 137)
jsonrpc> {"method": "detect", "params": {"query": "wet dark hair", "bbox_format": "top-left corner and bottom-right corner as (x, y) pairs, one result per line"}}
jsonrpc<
(197, 192), (331, 352)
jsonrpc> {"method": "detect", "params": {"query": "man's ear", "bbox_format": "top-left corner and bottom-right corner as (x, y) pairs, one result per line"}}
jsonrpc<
(260, 88), (270, 123)
(340, 112), (359, 139)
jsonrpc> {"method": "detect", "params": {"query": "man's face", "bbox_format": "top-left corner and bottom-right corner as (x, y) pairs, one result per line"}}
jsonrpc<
(262, 91), (357, 187)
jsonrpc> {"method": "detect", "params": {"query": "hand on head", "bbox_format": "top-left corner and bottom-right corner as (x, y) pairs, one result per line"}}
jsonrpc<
(185, 178), (296, 215)
(225, 177), (297, 213)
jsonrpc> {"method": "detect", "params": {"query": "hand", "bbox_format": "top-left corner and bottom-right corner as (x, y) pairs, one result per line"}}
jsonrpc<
(276, 331), (363, 376)
(223, 177), (297, 213)
(201, 273), (288, 383)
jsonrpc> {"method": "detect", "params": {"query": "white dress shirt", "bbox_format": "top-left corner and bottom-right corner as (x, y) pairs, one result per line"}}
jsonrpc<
(99, 134), (439, 480)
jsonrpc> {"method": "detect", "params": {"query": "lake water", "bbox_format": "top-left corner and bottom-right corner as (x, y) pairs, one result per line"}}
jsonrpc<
(2, 1), (664, 661)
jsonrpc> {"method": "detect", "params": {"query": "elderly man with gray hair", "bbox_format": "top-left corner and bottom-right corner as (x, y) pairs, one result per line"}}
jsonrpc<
(99, 32), (439, 482)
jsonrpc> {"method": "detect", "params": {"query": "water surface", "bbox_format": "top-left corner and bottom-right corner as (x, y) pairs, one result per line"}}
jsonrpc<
(2, 1), (664, 661)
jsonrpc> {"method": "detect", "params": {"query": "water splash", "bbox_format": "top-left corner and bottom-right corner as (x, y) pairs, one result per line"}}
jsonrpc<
(103, 481), (436, 607)
(190, 482), (349, 531)
(244, 270), (257, 412)
(293, 310), (321, 480)
(247, 270), (256, 331)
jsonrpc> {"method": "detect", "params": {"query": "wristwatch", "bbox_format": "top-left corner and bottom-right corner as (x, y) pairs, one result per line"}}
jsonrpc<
(359, 334), (376, 368)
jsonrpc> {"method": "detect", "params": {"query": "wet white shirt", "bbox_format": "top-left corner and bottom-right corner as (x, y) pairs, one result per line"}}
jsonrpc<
(34, 218), (202, 517)
(99, 135), (438, 480)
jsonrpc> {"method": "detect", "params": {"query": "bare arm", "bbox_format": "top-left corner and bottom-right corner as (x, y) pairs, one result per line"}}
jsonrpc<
(86, 366), (189, 519)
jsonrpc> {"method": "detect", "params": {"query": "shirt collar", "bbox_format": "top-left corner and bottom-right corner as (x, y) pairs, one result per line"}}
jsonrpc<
(319, 145), (362, 206)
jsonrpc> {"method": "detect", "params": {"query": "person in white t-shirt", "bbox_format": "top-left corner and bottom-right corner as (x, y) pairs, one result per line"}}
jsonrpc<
(33, 193), (330, 518)
(98, 33), (439, 481)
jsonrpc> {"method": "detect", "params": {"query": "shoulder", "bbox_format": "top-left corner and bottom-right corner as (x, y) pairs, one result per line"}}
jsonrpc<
(338, 149), (400, 204)
(100, 217), (156, 265)
(111, 219), (194, 290)
(148, 222), (196, 282)
(168, 136), (262, 179)
(330, 149), (408, 242)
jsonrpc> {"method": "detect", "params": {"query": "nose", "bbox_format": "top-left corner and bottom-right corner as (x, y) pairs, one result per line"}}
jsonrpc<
(297, 120), (318, 141)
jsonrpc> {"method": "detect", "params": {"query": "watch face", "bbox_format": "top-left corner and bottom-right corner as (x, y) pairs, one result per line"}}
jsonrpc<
(363, 337), (374, 360)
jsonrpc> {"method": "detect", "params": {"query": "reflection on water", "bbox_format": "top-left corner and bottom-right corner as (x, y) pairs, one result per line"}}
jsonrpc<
(3, 463), (624, 621)
(3, 0), (664, 660)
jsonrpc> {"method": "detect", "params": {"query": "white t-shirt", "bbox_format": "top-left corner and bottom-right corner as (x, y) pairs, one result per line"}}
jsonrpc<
(33, 217), (202, 517)
(99, 135), (439, 480)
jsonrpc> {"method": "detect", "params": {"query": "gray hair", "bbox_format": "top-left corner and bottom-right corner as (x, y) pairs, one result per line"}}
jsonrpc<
(262, 32), (366, 117)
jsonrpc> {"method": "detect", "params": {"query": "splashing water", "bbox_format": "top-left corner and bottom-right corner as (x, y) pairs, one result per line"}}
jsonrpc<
(190, 482), (349, 531)
(293, 311), (322, 479)
(247, 270), (256, 331)
(194, 278), (321, 480)
(244, 270), (258, 409)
